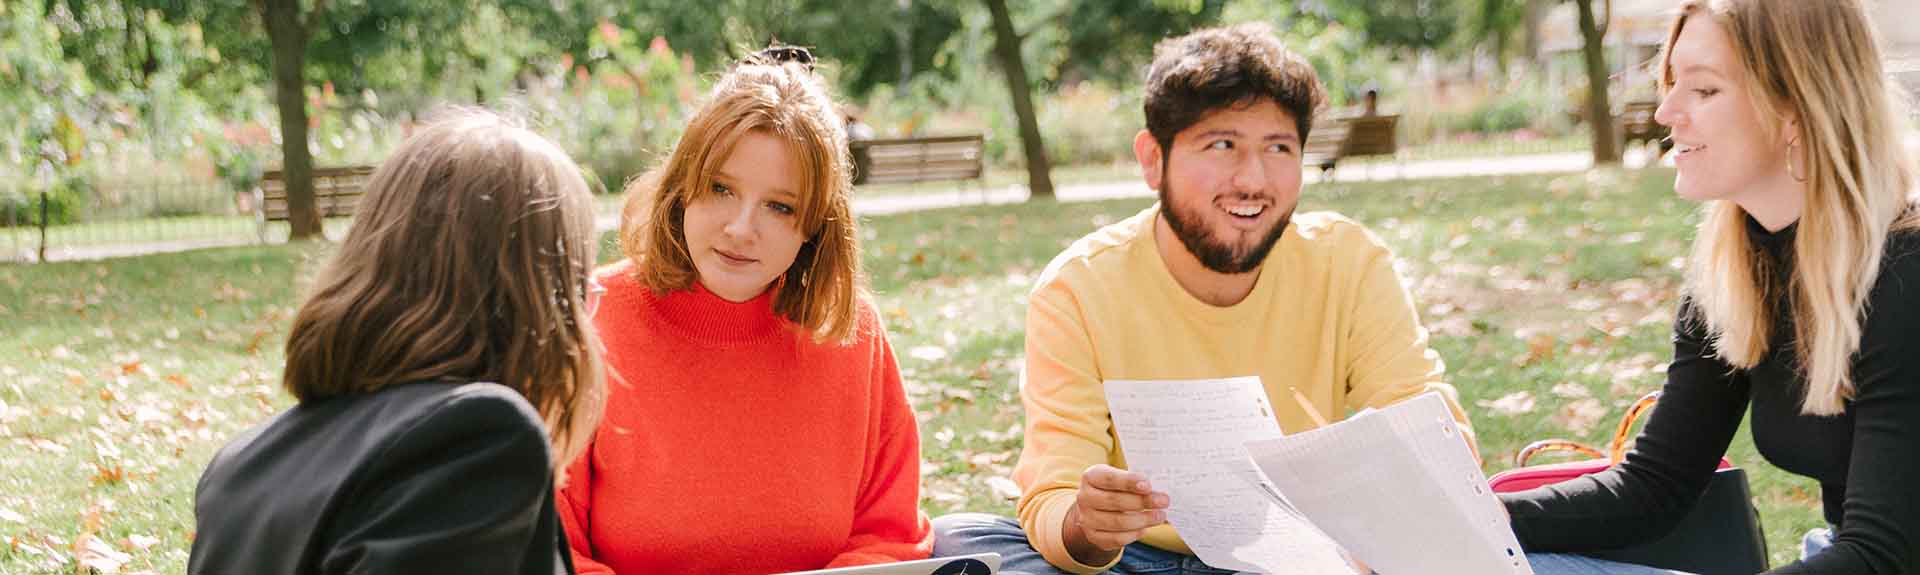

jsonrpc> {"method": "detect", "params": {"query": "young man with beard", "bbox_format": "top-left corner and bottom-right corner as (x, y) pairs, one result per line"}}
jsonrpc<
(928, 24), (1476, 574)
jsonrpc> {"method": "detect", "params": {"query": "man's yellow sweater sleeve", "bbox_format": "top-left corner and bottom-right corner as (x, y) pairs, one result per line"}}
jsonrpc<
(1011, 275), (1126, 574)
(1340, 228), (1478, 453)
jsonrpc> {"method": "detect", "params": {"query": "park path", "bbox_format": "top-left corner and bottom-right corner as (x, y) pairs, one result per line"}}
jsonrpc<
(22, 151), (1612, 262)
(602, 151), (1600, 227)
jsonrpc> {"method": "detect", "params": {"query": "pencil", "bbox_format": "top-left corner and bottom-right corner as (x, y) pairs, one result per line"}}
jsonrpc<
(1289, 386), (1330, 428)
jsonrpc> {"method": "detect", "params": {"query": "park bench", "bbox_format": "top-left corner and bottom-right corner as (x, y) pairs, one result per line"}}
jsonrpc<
(254, 165), (375, 241)
(1617, 100), (1673, 154)
(850, 134), (985, 187)
(1303, 114), (1399, 178)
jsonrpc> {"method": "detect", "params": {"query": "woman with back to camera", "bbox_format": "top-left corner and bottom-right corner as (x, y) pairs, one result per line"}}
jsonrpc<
(190, 110), (606, 575)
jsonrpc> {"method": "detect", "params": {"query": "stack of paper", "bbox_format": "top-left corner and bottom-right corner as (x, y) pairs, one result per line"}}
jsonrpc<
(1105, 378), (1531, 575)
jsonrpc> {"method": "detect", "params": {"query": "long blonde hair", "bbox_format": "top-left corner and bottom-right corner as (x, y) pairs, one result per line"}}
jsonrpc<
(619, 51), (865, 344)
(1666, 0), (1920, 415)
(283, 109), (605, 481)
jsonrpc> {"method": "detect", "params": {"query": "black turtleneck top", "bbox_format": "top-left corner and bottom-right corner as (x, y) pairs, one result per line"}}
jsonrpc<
(1500, 216), (1920, 574)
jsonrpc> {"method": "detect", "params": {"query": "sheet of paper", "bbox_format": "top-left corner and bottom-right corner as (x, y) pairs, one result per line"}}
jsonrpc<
(1245, 392), (1534, 575)
(1104, 377), (1357, 575)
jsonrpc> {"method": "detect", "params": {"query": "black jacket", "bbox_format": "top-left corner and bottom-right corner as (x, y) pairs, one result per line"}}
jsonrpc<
(189, 381), (574, 575)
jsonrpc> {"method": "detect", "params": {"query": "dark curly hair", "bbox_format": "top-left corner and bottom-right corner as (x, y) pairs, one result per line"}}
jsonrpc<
(1143, 23), (1327, 149)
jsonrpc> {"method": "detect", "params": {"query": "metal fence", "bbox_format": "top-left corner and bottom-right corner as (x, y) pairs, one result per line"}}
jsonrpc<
(1, 179), (267, 263)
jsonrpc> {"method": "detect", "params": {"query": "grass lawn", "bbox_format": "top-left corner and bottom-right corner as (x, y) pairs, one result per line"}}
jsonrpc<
(0, 167), (1823, 573)
(1397, 133), (1591, 162)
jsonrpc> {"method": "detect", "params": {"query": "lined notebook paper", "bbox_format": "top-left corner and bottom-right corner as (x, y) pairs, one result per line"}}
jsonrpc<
(1104, 379), (1531, 575)
(1245, 392), (1532, 575)
(1105, 378), (1358, 574)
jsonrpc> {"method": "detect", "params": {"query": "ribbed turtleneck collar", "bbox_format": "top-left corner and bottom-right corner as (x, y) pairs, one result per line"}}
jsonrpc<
(638, 280), (789, 346)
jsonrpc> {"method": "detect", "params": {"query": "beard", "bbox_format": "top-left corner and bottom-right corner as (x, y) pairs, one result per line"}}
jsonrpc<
(1158, 165), (1293, 275)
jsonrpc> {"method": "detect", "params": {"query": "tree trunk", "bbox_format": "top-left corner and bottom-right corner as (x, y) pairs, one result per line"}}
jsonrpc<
(1493, 27), (1509, 79)
(259, 0), (323, 239)
(894, 0), (913, 90)
(983, 0), (1054, 200)
(128, 4), (153, 87)
(1575, 0), (1620, 165)
(1523, 0), (1548, 62)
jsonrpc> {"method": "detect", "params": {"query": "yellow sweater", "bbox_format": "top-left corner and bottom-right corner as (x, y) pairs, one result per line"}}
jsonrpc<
(1012, 206), (1476, 573)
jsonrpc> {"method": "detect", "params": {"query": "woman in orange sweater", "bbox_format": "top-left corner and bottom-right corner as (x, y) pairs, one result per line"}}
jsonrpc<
(557, 47), (933, 574)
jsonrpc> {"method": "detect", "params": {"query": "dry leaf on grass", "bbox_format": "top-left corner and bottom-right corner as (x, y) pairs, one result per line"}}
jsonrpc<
(1477, 391), (1536, 416)
(26, 437), (67, 454)
(985, 476), (1022, 500)
(125, 534), (160, 550)
(76, 535), (132, 574)
(1515, 334), (1559, 367)
(1553, 398), (1608, 436)
(1549, 383), (1592, 399)
(908, 346), (949, 362)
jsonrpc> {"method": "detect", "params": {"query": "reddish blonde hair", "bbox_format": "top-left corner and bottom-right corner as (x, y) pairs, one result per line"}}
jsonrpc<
(619, 56), (864, 343)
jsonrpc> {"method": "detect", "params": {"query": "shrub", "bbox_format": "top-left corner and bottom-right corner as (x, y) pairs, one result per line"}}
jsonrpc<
(0, 180), (84, 227)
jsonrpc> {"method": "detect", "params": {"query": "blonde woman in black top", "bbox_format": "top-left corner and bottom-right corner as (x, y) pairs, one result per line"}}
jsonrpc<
(1501, 1), (1920, 574)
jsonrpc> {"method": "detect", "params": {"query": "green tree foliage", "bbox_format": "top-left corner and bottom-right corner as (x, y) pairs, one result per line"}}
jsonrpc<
(1057, 0), (1228, 83)
(558, 0), (968, 98)
(3, 0), (90, 172)
(46, 0), (267, 116)
(1461, 0), (1528, 65)
(8, 0), (1471, 212)
(1319, 0), (1462, 52)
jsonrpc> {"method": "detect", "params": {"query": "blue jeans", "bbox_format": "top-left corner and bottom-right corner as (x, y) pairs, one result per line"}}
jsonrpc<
(931, 513), (1240, 575)
(1525, 554), (1695, 575)
(935, 512), (1698, 575)
(1803, 526), (1833, 559)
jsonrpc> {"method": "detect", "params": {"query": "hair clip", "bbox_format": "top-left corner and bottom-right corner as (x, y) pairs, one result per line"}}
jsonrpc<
(754, 45), (815, 72)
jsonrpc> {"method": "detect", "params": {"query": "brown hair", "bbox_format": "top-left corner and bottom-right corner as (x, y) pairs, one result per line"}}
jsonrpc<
(619, 53), (864, 343)
(1662, 0), (1920, 415)
(1143, 22), (1328, 149)
(282, 109), (605, 479)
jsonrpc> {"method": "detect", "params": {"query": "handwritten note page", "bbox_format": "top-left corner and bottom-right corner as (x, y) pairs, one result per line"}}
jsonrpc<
(1104, 377), (1357, 574)
(1244, 392), (1533, 575)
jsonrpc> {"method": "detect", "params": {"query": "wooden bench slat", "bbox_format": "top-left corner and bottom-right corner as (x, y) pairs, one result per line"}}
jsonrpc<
(864, 173), (984, 183)
(866, 158), (988, 171)
(255, 165), (377, 224)
(863, 173), (984, 184)
(1303, 113), (1399, 171)
(865, 148), (981, 160)
(865, 155), (982, 166)
(1618, 101), (1669, 148)
(865, 147), (981, 158)
(854, 135), (985, 146)
(850, 134), (986, 186)
(865, 166), (985, 176)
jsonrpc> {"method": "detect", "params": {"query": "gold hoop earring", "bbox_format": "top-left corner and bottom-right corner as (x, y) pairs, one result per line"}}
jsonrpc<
(1786, 137), (1808, 183)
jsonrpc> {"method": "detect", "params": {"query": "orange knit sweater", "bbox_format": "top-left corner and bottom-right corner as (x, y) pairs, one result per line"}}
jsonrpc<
(558, 260), (932, 574)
